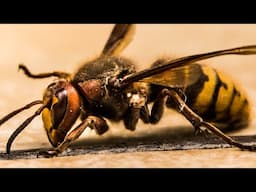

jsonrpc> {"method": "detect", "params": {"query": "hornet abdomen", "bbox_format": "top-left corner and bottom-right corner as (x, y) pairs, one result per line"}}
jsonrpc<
(184, 64), (250, 131)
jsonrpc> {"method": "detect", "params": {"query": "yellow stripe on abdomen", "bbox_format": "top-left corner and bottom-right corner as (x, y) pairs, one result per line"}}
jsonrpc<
(185, 64), (250, 129)
(191, 65), (217, 114)
(229, 85), (251, 124)
(214, 70), (234, 120)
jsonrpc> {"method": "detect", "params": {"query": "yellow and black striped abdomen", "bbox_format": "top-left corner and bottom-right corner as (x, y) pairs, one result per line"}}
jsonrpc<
(184, 64), (250, 131)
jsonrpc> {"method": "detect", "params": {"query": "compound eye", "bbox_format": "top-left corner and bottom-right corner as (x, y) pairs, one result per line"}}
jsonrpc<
(42, 80), (81, 147)
(51, 88), (67, 129)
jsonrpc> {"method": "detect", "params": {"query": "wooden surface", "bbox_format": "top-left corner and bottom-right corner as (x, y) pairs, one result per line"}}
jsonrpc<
(1, 24), (256, 167)
(1, 134), (256, 160)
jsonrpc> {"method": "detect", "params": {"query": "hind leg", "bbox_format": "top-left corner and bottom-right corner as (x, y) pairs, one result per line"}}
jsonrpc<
(158, 88), (256, 151)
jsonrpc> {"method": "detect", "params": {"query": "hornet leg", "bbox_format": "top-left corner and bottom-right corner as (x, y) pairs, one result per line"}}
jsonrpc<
(123, 89), (148, 131)
(162, 88), (256, 151)
(149, 92), (166, 124)
(38, 116), (109, 158)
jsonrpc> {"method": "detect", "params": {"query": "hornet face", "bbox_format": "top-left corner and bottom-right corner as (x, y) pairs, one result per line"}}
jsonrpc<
(42, 80), (81, 147)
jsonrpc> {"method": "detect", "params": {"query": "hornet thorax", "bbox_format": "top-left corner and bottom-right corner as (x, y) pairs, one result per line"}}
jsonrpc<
(72, 56), (136, 121)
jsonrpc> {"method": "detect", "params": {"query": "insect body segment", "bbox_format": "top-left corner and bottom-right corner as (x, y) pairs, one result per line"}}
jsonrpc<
(183, 64), (250, 130)
(1, 24), (256, 157)
(73, 56), (136, 121)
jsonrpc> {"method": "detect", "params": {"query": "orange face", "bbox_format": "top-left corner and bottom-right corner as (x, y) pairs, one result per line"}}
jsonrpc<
(42, 80), (81, 147)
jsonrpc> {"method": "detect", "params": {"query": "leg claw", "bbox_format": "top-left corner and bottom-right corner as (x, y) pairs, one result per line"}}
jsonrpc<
(194, 126), (212, 137)
(37, 150), (59, 158)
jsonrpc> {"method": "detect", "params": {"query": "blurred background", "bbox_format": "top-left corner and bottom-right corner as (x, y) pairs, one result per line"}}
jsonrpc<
(1, 24), (256, 167)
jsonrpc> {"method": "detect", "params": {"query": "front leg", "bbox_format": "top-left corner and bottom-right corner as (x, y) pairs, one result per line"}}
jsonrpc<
(38, 115), (109, 158)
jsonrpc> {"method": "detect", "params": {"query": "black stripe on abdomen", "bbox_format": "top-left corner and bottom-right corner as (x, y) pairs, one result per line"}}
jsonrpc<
(201, 70), (227, 120)
(184, 65), (209, 107)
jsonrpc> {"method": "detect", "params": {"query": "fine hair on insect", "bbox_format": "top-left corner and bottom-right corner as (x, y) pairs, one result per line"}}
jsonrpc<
(1, 24), (256, 158)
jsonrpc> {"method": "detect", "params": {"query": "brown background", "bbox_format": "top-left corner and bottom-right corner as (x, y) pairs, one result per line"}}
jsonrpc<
(1, 24), (256, 167)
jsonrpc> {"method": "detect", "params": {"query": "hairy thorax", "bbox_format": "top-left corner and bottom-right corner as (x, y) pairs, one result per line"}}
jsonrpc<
(72, 56), (137, 121)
